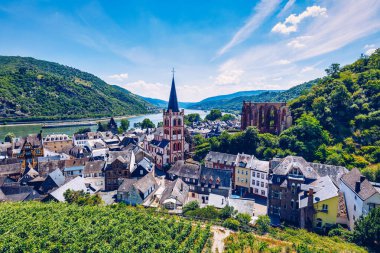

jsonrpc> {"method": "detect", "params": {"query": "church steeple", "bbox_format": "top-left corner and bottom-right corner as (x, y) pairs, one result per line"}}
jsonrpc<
(167, 68), (179, 112)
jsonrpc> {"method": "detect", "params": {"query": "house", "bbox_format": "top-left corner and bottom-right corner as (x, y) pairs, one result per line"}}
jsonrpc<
(204, 151), (237, 170)
(48, 176), (97, 202)
(117, 172), (158, 206)
(160, 178), (189, 209)
(194, 167), (232, 204)
(42, 134), (73, 153)
(0, 142), (12, 159)
(167, 160), (200, 186)
(12, 133), (44, 168)
(39, 169), (66, 194)
(339, 168), (380, 230)
(234, 153), (253, 196)
(73, 132), (102, 147)
(0, 158), (22, 180)
(0, 181), (41, 202)
(208, 193), (228, 209)
(267, 156), (348, 227)
(105, 155), (133, 191)
(299, 176), (348, 231)
(63, 165), (84, 177)
(250, 159), (269, 197)
(131, 157), (154, 178)
(83, 161), (105, 190)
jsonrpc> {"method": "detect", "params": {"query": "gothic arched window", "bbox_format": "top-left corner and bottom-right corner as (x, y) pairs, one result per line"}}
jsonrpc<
(178, 119), (182, 126)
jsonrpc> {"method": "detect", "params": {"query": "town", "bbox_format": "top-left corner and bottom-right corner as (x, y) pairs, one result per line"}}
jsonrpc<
(1, 72), (379, 239)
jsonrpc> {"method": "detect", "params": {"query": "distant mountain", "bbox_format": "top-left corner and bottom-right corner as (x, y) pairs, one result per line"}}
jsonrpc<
(187, 80), (318, 111)
(0, 56), (151, 121)
(198, 90), (281, 103)
(139, 96), (195, 109)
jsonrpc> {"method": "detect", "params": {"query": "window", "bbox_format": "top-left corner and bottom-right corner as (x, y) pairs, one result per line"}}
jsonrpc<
(277, 177), (281, 183)
(246, 171), (248, 175)
(354, 204), (356, 211)
(315, 218), (322, 228)
(261, 174), (264, 179)
(256, 181), (259, 186)
(252, 180), (255, 185)
(261, 182), (264, 187)
(261, 190), (265, 195)
(257, 172), (260, 178)
(322, 204), (328, 212)
(140, 170), (143, 175)
(255, 188), (258, 194)
(252, 172), (255, 177)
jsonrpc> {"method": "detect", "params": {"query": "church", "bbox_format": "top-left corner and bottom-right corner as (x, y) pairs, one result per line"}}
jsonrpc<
(145, 71), (187, 169)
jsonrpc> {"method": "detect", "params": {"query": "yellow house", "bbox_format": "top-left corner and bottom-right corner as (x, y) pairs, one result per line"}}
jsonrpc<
(300, 176), (348, 230)
(234, 153), (253, 196)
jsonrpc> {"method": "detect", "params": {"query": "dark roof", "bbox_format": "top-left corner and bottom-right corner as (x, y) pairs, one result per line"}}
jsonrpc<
(309, 162), (347, 184)
(0, 158), (20, 165)
(38, 160), (66, 177)
(14, 134), (42, 149)
(200, 167), (232, 188)
(205, 151), (237, 166)
(133, 172), (157, 194)
(160, 178), (189, 205)
(0, 162), (21, 176)
(272, 156), (318, 179)
(167, 75), (179, 112)
(341, 168), (378, 200)
(83, 161), (105, 174)
(150, 139), (170, 149)
(118, 178), (138, 192)
(168, 160), (200, 180)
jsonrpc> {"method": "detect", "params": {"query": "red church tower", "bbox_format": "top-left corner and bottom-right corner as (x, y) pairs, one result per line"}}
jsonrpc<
(163, 69), (185, 163)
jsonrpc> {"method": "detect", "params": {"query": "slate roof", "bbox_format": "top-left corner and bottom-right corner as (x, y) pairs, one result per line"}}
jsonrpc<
(13, 134), (42, 149)
(0, 162), (21, 176)
(133, 173), (157, 194)
(205, 151), (237, 166)
(150, 139), (170, 149)
(309, 162), (348, 184)
(299, 176), (339, 208)
(49, 176), (91, 202)
(168, 160), (200, 180)
(167, 76), (179, 112)
(117, 178), (138, 192)
(236, 153), (253, 168)
(341, 168), (378, 200)
(272, 156), (319, 179)
(137, 157), (154, 173)
(251, 159), (269, 173)
(200, 167), (232, 188)
(83, 161), (105, 174)
(160, 178), (189, 205)
(38, 160), (66, 177)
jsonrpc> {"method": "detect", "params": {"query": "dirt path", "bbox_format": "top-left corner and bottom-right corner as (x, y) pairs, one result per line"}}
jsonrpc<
(211, 226), (231, 253)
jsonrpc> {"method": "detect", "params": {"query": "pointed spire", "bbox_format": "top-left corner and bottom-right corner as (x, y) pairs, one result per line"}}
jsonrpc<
(167, 68), (179, 112)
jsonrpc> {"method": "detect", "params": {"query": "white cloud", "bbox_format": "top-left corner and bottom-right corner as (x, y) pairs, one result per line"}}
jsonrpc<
(364, 44), (377, 55)
(301, 66), (314, 73)
(108, 73), (129, 81)
(272, 5), (327, 34)
(216, 0), (280, 56)
(275, 59), (291, 65)
(215, 61), (244, 84)
(277, 0), (296, 17)
(118, 80), (169, 100)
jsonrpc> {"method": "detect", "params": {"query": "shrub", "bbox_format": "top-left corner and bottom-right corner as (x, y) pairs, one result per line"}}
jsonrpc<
(256, 215), (271, 235)
(223, 218), (240, 230)
(183, 201), (200, 214)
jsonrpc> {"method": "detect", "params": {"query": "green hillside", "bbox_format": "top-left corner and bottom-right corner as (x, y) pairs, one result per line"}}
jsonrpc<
(188, 81), (317, 111)
(0, 56), (151, 122)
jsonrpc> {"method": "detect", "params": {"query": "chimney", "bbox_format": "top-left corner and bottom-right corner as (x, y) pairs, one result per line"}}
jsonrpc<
(307, 188), (314, 207)
(355, 181), (361, 193)
(180, 183), (183, 192)
(360, 175), (366, 183)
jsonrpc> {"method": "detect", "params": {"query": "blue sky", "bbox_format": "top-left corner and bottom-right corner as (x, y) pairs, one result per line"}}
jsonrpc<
(0, 0), (379, 102)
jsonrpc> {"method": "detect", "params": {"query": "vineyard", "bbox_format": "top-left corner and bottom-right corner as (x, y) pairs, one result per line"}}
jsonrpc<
(224, 230), (367, 253)
(0, 202), (211, 253)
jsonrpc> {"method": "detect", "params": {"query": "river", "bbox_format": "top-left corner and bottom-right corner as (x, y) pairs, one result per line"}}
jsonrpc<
(0, 109), (209, 140)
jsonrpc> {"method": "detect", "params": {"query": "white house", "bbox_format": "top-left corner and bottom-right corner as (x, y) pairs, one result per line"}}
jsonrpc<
(339, 168), (380, 230)
(250, 159), (269, 197)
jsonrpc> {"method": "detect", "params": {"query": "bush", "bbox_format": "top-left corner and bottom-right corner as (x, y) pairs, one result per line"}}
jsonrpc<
(352, 207), (380, 248)
(183, 201), (199, 214)
(236, 213), (251, 225)
(256, 215), (271, 235)
(223, 218), (240, 230)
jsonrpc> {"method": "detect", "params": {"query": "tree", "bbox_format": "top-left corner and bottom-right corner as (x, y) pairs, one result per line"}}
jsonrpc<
(221, 114), (236, 121)
(205, 109), (222, 121)
(325, 63), (340, 78)
(63, 189), (102, 206)
(120, 119), (130, 131)
(223, 218), (240, 230)
(219, 205), (236, 219)
(75, 128), (91, 134)
(236, 213), (251, 225)
(4, 132), (15, 142)
(97, 122), (107, 132)
(183, 201), (200, 214)
(140, 118), (155, 129)
(157, 121), (163, 128)
(352, 207), (380, 248)
(256, 215), (270, 235)
(184, 113), (201, 125)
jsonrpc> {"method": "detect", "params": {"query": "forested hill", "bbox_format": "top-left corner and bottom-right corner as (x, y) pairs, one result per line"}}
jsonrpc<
(0, 56), (152, 121)
(187, 80), (317, 111)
